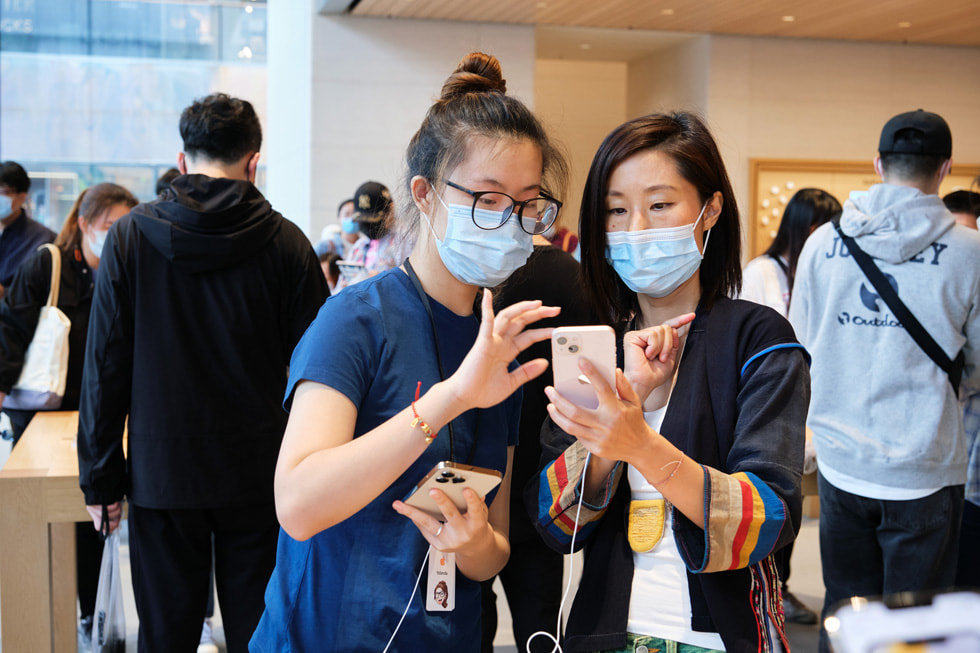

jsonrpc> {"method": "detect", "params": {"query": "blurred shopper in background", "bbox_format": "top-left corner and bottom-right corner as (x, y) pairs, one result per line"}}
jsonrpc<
(0, 161), (56, 299)
(0, 182), (137, 643)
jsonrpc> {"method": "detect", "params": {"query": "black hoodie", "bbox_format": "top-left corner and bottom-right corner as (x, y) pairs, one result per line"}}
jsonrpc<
(78, 175), (328, 509)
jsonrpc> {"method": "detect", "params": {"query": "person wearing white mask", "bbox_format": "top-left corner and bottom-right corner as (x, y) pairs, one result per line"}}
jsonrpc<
(251, 52), (569, 652)
(531, 113), (810, 653)
(0, 181), (136, 642)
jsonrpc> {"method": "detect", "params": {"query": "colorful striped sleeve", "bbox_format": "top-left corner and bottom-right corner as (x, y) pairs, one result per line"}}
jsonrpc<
(534, 441), (623, 547)
(679, 466), (788, 573)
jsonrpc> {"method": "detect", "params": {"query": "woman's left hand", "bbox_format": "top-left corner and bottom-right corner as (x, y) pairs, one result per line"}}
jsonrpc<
(392, 487), (494, 553)
(545, 361), (656, 465)
(623, 313), (695, 405)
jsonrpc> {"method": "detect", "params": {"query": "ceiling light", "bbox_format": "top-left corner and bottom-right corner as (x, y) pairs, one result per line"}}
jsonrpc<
(898, 21), (911, 28)
(661, 8), (675, 15)
(245, 5), (253, 12)
(781, 15), (795, 22)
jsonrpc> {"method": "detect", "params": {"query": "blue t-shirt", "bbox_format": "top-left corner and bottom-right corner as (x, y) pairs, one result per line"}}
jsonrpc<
(250, 268), (521, 653)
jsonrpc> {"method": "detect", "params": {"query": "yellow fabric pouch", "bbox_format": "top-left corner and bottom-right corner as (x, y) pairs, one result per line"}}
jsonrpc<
(627, 499), (666, 553)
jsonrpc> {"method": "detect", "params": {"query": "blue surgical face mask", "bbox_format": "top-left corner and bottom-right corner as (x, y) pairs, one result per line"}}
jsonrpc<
(88, 229), (109, 260)
(421, 189), (533, 287)
(341, 218), (359, 235)
(0, 194), (13, 218)
(605, 201), (711, 298)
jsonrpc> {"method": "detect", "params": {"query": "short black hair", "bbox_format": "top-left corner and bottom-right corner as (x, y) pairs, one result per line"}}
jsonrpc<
(880, 128), (948, 183)
(337, 198), (354, 216)
(943, 190), (980, 219)
(155, 167), (180, 196)
(0, 161), (30, 194)
(178, 93), (262, 165)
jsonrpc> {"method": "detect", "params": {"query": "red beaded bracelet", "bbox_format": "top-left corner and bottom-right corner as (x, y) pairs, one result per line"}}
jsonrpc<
(411, 381), (435, 444)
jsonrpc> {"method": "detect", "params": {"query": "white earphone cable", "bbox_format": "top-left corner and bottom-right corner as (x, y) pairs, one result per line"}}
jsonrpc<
(525, 451), (592, 653)
(382, 546), (431, 653)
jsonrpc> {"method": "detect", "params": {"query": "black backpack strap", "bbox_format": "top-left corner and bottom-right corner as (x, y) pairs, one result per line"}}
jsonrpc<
(833, 220), (963, 394)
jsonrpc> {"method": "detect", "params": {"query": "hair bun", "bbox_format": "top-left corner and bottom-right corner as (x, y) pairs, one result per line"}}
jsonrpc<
(440, 52), (507, 100)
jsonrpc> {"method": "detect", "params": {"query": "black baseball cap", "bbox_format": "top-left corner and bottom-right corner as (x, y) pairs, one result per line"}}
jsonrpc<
(352, 181), (393, 223)
(878, 109), (952, 158)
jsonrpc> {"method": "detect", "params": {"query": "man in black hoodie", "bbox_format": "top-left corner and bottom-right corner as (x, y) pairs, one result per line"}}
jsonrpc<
(77, 93), (328, 652)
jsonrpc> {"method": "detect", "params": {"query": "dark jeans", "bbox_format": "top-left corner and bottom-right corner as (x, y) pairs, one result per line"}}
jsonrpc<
(957, 499), (980, 588)
(129, 503), (278, 653)
(817, 472), (963, 653)
(481, 536), (564, 653)
(3, 407), (35, 447)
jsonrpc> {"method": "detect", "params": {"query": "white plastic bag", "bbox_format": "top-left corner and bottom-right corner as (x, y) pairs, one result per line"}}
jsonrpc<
(4, 244), (70, 410)
(91, 529), (126, 653)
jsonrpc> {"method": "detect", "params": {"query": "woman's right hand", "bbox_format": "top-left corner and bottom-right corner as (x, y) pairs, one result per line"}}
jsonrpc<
(446, 288), (559, 411)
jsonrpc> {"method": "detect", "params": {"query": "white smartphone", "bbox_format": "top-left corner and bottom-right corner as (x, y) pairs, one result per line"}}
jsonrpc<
(551, 325), (616, 409)
(403, 461), (502, 520)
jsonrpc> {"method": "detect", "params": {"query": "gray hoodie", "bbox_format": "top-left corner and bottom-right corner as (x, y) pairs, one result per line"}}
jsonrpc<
(789, 183), (980, 491)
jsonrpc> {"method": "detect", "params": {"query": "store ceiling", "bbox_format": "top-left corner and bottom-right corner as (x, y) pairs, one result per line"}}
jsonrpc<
(336, 0), (980, 50)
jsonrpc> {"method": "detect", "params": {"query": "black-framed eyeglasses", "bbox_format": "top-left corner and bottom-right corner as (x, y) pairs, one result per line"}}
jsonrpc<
(443, 180), (562, 235)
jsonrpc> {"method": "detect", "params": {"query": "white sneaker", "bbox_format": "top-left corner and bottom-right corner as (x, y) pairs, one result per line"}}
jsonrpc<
(198, 618), (219, 653)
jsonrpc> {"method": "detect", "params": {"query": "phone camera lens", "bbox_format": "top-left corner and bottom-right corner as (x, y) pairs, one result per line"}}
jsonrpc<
(557, 336), (567, 345)
(436, 477), (449, 483)
(569, 344), (579, 353)
(441, 470), (455, 478)
(452, 477), (465, 483)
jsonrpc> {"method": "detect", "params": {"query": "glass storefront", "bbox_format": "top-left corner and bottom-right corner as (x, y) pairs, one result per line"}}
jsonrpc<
(0, 0), (267, 229)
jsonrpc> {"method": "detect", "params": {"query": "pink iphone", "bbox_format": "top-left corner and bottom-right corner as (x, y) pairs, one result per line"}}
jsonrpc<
(551, 325), (616, 409)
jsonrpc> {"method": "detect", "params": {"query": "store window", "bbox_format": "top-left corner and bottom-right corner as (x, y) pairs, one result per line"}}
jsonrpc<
(0, 0), (267, 230)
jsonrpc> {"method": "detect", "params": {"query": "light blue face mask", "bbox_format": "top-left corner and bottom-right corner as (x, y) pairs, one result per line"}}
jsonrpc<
(0, 194), (13, 218)
(421, 189), (533, 287)
(88, 229), (109, 260)
(341, 218), (359, 235)
(605, 201), (711, 298)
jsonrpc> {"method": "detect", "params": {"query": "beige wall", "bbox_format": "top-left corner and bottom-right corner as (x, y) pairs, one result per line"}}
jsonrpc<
(534, 59), (628, 231)
(627, 36), (711, 120)
(707, 35), (980, 242)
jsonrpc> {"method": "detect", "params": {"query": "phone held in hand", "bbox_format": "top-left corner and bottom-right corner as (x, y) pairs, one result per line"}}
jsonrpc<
(403, 461), (502, 520)
(551, 325), (616, 409)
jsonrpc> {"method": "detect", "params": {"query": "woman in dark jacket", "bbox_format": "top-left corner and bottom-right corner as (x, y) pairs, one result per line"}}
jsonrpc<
(0, 181), (137, 640)
(529, 113), (810, 653)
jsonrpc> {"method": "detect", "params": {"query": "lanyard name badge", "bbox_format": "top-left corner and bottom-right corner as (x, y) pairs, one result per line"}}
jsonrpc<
(403, 259), (485, 612)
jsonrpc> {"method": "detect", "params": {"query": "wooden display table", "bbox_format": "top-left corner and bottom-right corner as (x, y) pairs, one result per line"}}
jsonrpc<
(0, 411), (93, 652)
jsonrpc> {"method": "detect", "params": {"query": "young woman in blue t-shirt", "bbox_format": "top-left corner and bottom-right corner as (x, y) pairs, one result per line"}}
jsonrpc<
(250, 52), (568, 652)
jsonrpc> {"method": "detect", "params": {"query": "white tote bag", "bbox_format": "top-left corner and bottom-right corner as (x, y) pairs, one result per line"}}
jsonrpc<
(4, 244), (71, 410)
